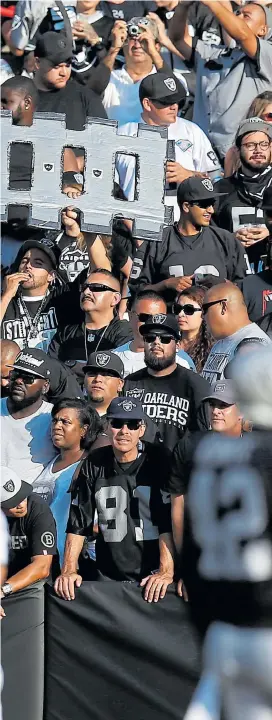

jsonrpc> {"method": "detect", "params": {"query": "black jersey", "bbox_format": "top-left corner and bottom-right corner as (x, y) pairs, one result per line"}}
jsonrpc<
(123, 366), (210, 452)
(7, 493), (57, 577)
(67, 444), (171, 581)
(238, 270), (272, 322)
(134, 223), (247, 302)
(183, 431), (272, 636)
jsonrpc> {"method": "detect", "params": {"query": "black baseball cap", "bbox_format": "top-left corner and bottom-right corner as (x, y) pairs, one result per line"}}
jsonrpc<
(139, 313), (180, 340)
(1, 467), (33, 510)
(177, 177), (226, 206)
(107, 397), (145, 421)
(203, 380), (236, 406)
(35, 32), (73, 66)
(262, 186), (272, 211)
(15, 237), (60, 270)
(83, 351), (125, 379)
(139, 72), (186, 107)
(9, 347), (52, 379)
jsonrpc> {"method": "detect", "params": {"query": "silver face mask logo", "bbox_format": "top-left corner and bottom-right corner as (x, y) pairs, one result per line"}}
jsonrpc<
(96, 353), (111, 367)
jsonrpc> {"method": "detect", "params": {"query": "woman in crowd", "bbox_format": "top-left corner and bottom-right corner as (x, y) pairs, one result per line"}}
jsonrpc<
(33, 398), (102, 565)
(173, 285), (213, 373)
(224, 90), (272, 177)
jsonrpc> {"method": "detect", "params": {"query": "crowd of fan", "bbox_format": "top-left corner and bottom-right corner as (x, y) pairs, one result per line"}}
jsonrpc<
(1, 0), (272, 695)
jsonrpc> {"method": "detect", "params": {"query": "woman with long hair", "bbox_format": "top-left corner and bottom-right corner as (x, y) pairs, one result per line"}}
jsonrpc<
(173, 285), (213, 373)
(225, 91), (272, 177)
(33, 398), (102, 565)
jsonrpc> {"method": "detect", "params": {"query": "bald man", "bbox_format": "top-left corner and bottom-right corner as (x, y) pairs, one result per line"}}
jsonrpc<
(1, 340), (20, 397)
(201, 282), (271, 384)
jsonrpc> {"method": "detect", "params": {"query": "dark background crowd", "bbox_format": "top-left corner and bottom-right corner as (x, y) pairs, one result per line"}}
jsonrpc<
(1, 2), (272, 719)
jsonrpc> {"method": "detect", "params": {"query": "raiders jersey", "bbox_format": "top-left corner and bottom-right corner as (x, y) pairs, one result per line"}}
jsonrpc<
(7, 493), (57, 577)
(183, 432), (272, 636)
(67, 444), (171, 581)
(133, 223), (248, 302)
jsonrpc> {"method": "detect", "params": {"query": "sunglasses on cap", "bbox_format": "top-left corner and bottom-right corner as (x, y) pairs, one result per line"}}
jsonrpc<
(80, 282), (116, 293)
(202, 298), (227, 315)
(10, 370), (37, 385)
(109, 419), (142, 430)
(172, 302), (202, 316)
(144, 333), (175, 344)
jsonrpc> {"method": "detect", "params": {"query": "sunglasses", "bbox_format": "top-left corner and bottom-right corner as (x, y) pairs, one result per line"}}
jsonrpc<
(144, 333), (174, 344)
(109, 419), (142, 430)
(189, 199), (216, 209)
(262, 113), (272, 122)
(10, 370), (37, 385)
(172, 302), (202, 316)
(202, 299), (227, 315)
(80, 283), (116, 293)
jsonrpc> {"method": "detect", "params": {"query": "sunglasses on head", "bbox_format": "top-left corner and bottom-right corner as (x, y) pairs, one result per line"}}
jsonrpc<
(144, 333), (174, 344)
(172, 302), (202, 316)
(109, 419), (142, 430)
(202, 298), (227, 315)
(80, 283), (116, 293)
(10, 370), (37, 385)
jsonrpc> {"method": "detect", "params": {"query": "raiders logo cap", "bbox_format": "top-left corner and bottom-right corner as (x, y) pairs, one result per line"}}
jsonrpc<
(107, 397), (145, 421)
(15, 236), (60, 270)
(139, 72), (186, 108)
(9, 347), (52, 379)
(177, 177), (226, 206)
(1, 466), (33, 509)
(83, 351), (124, 379)
(139, 313), (180, 340)
(202, 379), (236, 406)
(35, 31), (73, 67)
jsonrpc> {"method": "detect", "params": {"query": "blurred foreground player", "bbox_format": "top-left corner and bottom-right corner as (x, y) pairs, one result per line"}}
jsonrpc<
(183, 346), (272, 720)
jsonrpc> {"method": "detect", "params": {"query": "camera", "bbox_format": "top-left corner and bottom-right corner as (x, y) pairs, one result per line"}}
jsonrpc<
(127, 17), (149, 38)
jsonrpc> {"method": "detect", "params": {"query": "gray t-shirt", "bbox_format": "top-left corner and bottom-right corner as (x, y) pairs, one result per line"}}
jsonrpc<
(193, 38), (272, 157)
(202, 322), (271, 385)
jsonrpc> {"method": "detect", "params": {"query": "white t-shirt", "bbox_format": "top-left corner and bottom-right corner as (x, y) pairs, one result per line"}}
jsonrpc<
(33, 458), (80, 566)
(202, 323), (271, 385)
(116, 117), (221, 220)
(103, 66), (187, 125)
(1, 398), (56, 484)
(113, 342), (196, 377)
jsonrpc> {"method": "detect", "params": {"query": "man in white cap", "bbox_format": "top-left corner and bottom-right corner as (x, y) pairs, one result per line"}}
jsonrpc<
(1, 467), (56, 600)
(182, 346), (272, 720)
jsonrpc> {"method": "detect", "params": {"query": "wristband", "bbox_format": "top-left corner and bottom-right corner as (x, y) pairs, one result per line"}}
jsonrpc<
(63, 171), (83, 187)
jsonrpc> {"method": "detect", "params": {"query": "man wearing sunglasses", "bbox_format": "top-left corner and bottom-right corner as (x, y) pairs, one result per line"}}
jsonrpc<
(55, 397), (174, 602)
(113, 290), (195, 377)
(1, 347), (56, 483)
(201, 282), (271, 385)
(123, 314), (210, 451)
(134, 176), (247, 303)
(48, 269), (133, 385)
(214, 118), (272, 273)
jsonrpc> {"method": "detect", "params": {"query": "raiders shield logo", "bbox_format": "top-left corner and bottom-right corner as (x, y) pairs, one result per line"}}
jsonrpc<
(126, 388), (145, 401)
(92, 169), (102, 178)
(3, 480), (15, 493)
(164, 77), (176, 92)
(96, 353), (111, 367)
(152, 314), (166, 324)
(118, 399), (137, 412)
(201, 179), (214, 192)
(43, 163), (54, 173)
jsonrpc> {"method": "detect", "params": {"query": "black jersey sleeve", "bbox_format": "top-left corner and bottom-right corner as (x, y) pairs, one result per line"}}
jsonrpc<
(47, 329), (62, 360)
(167, 439), (188, 496)
(66, 458), (95, 536)
(227, 237), (248, 283)
(27, 497), (57, 557)
(134, 236), (162, 289)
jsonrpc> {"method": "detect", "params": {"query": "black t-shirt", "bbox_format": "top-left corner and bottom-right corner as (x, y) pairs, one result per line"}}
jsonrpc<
(183, 431), (272, 635)
(187, 2), (239, 47)
(134, 223), (247, 302)
(123, 365), (210, 452)
(67, 444), (171, 581)
(238, 270), (272, 322)
(7, 493), (57, 577)
(48, 315), (133, 382)
(101, 1), (156, 22)
(167, 430), (206, 496)
(36, 78), (107, 131)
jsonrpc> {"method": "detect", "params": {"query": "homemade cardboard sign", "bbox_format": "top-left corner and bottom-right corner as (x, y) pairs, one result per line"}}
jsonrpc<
(1, 111), (174, 241)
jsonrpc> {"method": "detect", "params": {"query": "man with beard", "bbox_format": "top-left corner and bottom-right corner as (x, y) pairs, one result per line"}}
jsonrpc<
(1, 348), (56, 483)
(123, 314), (209, 451)
(48, 269), (132, 385)
(214, 117), (272, 273)
(239, 186), (272, 321)
(0, 340), (20, 398)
